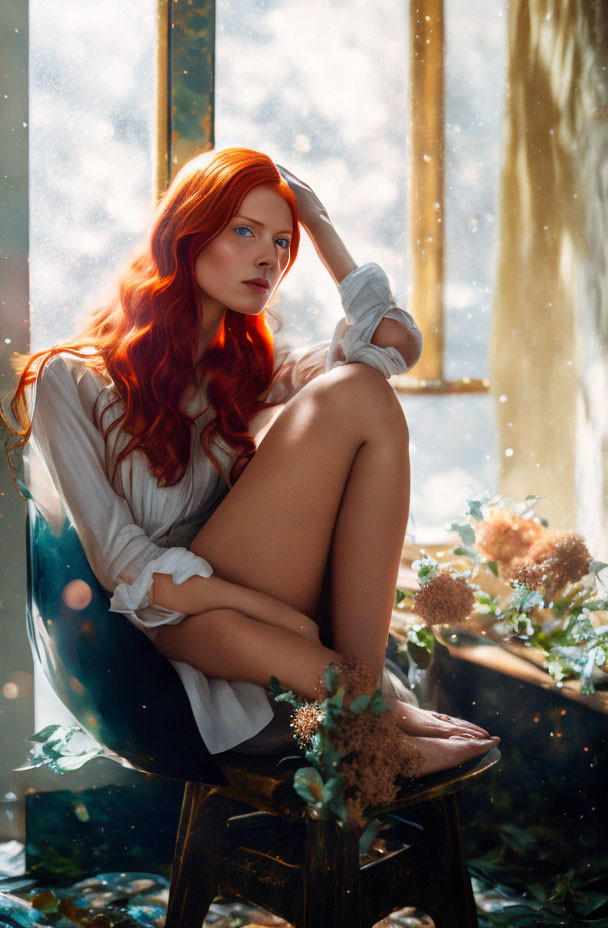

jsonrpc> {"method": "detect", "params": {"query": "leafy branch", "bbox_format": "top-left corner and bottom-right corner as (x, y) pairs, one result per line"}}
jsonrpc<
(445, 494), (608, 693)
(269, 665), (391, 856)
(14, 724), (133, 774)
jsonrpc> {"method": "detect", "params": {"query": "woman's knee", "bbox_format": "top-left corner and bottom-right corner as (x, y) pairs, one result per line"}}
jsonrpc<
(309, 362), (408, 438)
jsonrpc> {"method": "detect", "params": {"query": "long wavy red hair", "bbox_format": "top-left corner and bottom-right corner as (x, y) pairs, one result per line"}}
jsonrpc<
(3, 147), (300, 490)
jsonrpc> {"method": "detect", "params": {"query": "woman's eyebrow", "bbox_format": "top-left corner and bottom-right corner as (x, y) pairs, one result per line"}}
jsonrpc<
(234, 215), (293, 235)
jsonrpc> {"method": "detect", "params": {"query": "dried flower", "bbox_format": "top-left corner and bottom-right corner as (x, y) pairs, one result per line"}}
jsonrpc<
(413, 570), (476, 626)
(476, 509), (549, 567)
(507, 531), (592, 600)
(309, 653), (424, 827)
(291, 702), (324, 746)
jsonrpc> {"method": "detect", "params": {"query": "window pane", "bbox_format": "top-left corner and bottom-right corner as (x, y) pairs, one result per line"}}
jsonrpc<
(402, 393), (498, 543)
(29, 0), (157, 351)
(444, 0), (507, 380)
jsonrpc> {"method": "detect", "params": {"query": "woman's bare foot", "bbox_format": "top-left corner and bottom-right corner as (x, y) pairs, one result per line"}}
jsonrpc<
(403, 731), (500, 776)
(386, 696), (490, 740)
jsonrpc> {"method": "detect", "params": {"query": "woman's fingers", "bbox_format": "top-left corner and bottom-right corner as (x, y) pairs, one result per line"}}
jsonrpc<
(275, 163), (330, 228)
(276, 163), (305, 188)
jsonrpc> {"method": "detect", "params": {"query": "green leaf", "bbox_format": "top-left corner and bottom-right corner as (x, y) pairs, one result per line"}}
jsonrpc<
(394, 587), (415, 606)
(510, 583), (545, 614)
(322, 699), (342, 728)
(321, 774), (347, 821)
(571, 614), (596, 644)
(474, 590), (500, 615)
(452, 545), (480, 564)
(54, 750), (105, 772)
(412, 556), (440, 584)
(465, 496), (487, 522)
(349, 694), (371, 714)
(499, 823), (536, 851)
(327, 686), (345, 709)
(368, 692), (390, 714)
(589, 561), (608, 587)
(445, 520), (476, 545)
(573, 890), (608, 917)
(323, 664), (339, 694)
(407, 641), (433, 669)
(485, 560), (499, 577)
(29, 724), (65, 744)
(584, 599), (608, 611)
(274, 690), (302, 708)
(528, 881), (547, 903)
(359, 816), (382, 856)
(293, 766), (325, 805)
(407, 624), (436, 652)
(269, 676), (284, 695)
(323, 741), (345, 771)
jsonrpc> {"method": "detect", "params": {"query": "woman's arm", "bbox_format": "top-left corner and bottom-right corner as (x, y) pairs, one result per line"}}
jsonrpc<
(277, 165), (423, 368)
(277, 164), (356, 286)
(150, 571), (320, 641)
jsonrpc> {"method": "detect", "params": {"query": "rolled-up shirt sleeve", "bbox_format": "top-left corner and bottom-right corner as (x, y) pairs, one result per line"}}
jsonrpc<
(27, 355), (214, 632)
(265, 262), (423, 404)
(326, 262), (423, 378)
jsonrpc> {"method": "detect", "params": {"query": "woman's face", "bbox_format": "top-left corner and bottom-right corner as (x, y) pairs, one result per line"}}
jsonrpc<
(193, 183), (294, 318)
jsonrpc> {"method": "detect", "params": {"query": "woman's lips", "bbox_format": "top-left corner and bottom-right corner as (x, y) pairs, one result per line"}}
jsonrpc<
(243, 281), (269, 293)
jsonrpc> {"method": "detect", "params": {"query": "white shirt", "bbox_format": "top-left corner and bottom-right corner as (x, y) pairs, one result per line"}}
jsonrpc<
(26, 262), (422, 754)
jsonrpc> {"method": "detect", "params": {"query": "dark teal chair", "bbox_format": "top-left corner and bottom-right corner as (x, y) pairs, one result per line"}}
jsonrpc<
(26, 499), (230, 784)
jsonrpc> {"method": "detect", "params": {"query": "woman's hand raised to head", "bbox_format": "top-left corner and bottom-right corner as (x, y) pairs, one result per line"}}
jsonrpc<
(276, 164), (331, 232)
(276, 163), (357, 286)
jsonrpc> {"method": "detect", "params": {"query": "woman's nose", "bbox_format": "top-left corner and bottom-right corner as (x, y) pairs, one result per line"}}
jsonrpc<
(255, 238), (278, 267)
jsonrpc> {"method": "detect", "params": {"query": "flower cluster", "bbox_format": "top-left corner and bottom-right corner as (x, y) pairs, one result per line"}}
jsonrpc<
(273, 652), (423, 832)
(504, 531), (592, 601)
(476, 508), (548, 565)
(312, 653), (423, 826)
(476, 509), (592, 601)
(413, 570), (476, 627)
(396, 495), (608, 692)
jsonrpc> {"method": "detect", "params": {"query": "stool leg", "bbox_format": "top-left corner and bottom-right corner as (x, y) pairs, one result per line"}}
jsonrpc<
(442, 793), (478, 928)
(415, 796), (479, 928)
(165, 783), (219, 928)
(300, 816), (361, 928)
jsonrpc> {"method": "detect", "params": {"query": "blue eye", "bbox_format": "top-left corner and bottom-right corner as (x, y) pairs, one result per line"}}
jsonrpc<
(233, 226), (290, 249)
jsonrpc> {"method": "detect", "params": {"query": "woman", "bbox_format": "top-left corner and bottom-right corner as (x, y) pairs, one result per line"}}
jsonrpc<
(3, 147), (499, 771)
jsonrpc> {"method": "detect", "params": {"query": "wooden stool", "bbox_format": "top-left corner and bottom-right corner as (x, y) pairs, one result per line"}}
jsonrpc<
(165, 746), (500, 928)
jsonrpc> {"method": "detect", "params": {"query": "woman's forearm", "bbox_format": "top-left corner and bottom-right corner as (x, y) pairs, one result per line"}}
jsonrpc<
(150, 571), (318, 639)
(304, 215), (357, 286)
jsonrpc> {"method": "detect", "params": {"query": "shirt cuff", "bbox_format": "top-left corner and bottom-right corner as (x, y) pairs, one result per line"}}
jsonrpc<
(109, 547), (213, 628)
(325, 262), (422, 378)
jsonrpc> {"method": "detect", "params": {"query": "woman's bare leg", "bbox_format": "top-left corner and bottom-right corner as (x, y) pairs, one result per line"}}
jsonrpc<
(155, 362), (498, 762)
(155, 607), (499, 772)
(189, 362), (411, 685)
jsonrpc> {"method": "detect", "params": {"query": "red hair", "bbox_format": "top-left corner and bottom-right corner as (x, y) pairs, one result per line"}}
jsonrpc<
(3, 147), (300, 490)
